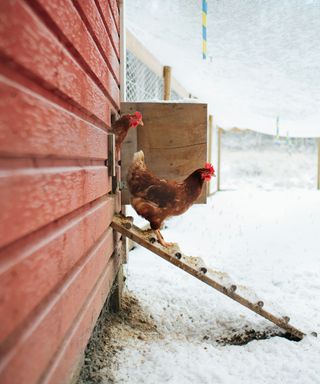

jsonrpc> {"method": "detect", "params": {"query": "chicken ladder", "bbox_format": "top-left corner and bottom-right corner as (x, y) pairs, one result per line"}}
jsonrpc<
(111, 214), (305, 340)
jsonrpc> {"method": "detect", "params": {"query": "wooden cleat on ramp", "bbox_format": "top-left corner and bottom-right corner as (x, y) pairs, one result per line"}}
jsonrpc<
(255, 301), (264, 308)
(174, 252), (182, 260)
(282, 316), (290, 324)
(120, 215), (134, 229)
(223, 284), (237, 294)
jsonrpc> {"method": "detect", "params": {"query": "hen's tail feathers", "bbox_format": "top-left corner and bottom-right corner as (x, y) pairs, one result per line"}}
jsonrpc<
(133, 150), (145, 166)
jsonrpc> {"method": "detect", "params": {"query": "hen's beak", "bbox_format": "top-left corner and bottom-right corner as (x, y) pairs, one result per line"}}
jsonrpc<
(140, 120), (144, 126)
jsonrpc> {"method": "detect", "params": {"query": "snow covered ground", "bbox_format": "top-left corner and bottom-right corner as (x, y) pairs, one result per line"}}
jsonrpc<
(80, 3), (320, 382)
(219, 130), (318, 190)
(126, 0), (320, 137)
(107, 137), (320, 384)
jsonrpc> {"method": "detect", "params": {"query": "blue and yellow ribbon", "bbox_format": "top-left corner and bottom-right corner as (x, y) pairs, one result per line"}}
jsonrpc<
(202, 0), (207, 59)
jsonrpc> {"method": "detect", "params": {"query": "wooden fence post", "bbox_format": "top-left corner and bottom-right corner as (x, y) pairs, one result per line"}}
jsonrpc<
(217, 127), (222, 191)
(317, 138), (320, 190)
(163, 66), (171, 100)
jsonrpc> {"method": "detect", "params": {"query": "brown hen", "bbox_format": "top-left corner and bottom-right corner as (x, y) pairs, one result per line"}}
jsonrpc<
(110, 111), (143, 152)
(127, 150), (215, 247)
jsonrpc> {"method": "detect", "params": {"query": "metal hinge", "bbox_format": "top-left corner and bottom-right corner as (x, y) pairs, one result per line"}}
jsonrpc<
(107, 133), (116, 177)
(118, 180), (126, 191)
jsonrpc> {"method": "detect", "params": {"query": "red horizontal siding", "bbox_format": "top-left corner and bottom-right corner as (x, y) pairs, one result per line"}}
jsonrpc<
(109, 0), (120, 35)
(0, 0), (111, 124)
(75, 0), (120, 83)
(42, 252), (121, 384)
(0, 196), (115, 343)
(0, 228), (115, 384)
(95, 0), (120, 59)
(0, 61), (109, 132)
(30, 0), (120, 108)
(0, 0), (121, 382)
(0, 78), (108, 160)
(0, 165), (111, 248)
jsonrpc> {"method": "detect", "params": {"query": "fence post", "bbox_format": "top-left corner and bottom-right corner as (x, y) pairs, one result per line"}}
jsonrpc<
(163, 66), (171, 100)
(217, 127), (222, 191)
(317, 138), (320, 190)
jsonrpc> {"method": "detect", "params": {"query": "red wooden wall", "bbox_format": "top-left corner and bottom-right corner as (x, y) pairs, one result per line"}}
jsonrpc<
(0, 1), (122, 383)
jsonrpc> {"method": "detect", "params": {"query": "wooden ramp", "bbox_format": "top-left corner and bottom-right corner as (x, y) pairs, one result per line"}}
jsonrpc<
(111, 215), (305, 340)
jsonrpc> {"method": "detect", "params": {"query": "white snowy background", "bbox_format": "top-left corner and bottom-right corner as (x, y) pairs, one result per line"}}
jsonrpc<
(109, 2), (320, 383)
(126, 0), (320, 137)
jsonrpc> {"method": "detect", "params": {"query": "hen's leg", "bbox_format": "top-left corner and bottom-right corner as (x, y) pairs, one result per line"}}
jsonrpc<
(155, 229), (174, 247)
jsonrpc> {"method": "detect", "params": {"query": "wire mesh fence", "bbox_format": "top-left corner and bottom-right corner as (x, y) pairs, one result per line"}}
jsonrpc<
(126, 50), (183, 101)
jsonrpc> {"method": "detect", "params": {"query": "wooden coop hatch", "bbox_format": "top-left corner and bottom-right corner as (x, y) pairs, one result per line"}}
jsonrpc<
(121, 102), (208, 204)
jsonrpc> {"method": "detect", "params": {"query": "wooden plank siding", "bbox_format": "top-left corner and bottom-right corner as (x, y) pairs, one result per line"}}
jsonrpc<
(32, 0), (120, 105)
(0, 196), (115, 342)
(95, 0), (120, 59)
(0, 165), (111, 248)
(0, 229), (114, 384)
(0, 0), (121, 383)
(0, 1), (117, 122)
(109, 0), (120, 35)
(0, 78), (109, 160)
(74, 0), (120, 84)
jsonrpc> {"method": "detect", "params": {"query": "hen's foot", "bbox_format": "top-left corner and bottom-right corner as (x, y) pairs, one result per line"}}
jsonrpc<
(155, 230), (174, 248)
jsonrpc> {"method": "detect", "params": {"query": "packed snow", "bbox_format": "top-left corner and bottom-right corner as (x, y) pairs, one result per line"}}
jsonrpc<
(126, 0), (320, 137)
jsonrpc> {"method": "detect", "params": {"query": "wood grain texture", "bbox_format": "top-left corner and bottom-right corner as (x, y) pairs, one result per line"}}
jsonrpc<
(31, 0), (119, 109)
(0, 0), (110, 124)
(121, 102), (208, 204)
(0, 165), (110, 248)
(0, 78), (108, 160)
(0, 1), (121, 383)
(0, 228), (115, 384)
(42, 252), (122, 384)
(0, 196), (115, 343)
(109, 0), (120, 34)
(75, 0), (120, 83)
(95, 0), (120, 58)
(0, 60), (109, 132)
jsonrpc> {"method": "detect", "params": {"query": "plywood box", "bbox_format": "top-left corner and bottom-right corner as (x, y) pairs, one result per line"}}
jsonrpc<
(121, 102), (208, 204)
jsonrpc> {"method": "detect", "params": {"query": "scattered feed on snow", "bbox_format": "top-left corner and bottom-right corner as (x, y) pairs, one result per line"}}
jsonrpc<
(77, 293), (161, 384)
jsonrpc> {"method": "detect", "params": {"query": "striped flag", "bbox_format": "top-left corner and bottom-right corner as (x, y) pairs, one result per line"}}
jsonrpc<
(202, 0), (207, 59)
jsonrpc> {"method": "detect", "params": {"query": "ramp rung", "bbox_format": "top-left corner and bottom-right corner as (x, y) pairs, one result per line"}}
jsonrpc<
(111, 214), (305, 340)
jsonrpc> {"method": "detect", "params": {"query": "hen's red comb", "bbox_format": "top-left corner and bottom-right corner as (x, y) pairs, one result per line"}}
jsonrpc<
(205, 162), (215, 174)
(134, 111), (142, 120)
